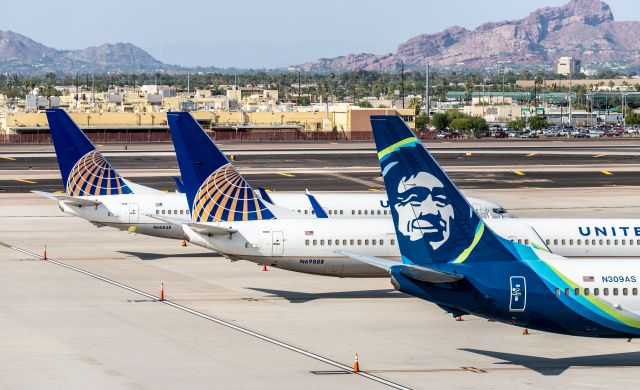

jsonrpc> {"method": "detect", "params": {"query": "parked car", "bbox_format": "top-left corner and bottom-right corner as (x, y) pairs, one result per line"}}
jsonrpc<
(520, 130), (539, 138)
(494, 130), (508, 138)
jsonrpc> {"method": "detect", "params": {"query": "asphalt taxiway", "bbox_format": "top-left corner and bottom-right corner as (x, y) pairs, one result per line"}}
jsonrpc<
(1, 189), (640, 389)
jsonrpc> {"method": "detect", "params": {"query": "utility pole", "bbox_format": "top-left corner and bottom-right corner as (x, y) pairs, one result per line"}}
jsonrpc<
(568, 67), (573, 126)
(298, 71), (301, 104)
(400, 64), (405, 109)
(425, 63), (430, 121)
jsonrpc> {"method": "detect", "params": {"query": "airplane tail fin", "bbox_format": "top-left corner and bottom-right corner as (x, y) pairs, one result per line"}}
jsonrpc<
(46, 109), (132, 196)
(370, 115), (523, 266)
(305, 189), (329, 218)
(257, 187), (275, 204)
(167, 112), (275, 222)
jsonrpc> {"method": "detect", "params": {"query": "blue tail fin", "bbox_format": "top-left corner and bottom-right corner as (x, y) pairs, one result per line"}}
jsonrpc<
(257, 188), (275, 205)
(167, 112), (275, 222)
(173, 177), (185, 193)
(46, 109), (132, 196)
(370, 115), (519, 265)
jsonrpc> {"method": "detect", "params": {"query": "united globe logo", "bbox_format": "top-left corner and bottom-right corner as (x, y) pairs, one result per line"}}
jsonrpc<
(66, 150), (132, 196)
(192, 163), (275, 222)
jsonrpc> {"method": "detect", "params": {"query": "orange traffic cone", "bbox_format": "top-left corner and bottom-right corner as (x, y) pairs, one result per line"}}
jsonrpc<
(43, 245), (47, 260)
(181, 239), (187, 247)
(522, 328), (529, 335)
(353, 353), (360, 373)
(262, 261), (268, 271)
(456, 315), (463, 321)
(159, 282), (165, 301)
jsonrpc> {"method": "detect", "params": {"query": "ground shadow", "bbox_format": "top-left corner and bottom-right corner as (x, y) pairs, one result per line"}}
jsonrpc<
(461, 348), (640, 375)
(246, 287), (406, 303)
(118, 250), (222, 261)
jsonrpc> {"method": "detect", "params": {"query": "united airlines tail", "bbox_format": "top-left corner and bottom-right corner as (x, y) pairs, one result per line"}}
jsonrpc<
(370, 115), (529, 266)
(167, 112), (275, 222)
(46, 109), (133, 196)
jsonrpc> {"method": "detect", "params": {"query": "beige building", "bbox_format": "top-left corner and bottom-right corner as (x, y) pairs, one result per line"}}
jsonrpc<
(554, 56), (581, 76)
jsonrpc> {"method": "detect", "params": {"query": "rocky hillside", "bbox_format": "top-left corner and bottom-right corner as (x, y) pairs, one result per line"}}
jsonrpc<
(299, 0), (640, 71)
(0, 30), (170, 74)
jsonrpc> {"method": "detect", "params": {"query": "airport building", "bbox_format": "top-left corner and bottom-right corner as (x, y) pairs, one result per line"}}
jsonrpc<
(555, 56), (581, 75)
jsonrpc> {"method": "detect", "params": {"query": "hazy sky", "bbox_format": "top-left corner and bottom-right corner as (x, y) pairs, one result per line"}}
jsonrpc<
(2, 0), (638, 68)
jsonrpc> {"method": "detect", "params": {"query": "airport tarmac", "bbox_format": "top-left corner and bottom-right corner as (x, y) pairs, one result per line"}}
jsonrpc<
(2, 188), (640, 389)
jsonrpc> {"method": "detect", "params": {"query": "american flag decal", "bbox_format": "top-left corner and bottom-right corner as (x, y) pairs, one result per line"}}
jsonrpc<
(583, 276), (595, 282)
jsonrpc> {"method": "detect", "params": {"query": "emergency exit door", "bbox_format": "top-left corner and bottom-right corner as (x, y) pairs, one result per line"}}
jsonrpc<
(128, 203), (139, 223)
(271, 231), (284, 256)
(509, 276), (527, 312)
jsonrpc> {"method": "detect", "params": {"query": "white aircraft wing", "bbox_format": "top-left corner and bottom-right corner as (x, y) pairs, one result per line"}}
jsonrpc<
(31, 190), (102, 207)
(144, 213), (237, 236)
(334, 249), (464, 283)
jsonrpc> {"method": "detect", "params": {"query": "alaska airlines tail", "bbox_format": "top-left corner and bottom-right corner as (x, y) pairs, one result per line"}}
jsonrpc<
(370, 115), (524, 265)
(167, 112), (275, 222)
(46, 109), (133, 196)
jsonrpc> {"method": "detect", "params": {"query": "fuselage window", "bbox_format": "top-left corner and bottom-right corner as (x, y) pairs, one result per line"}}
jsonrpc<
(377, 210), (381, 215)
(342, 239), (347, 245)
(614, 239), (618, 245)
(622, 239), (626, 245)
(340, 210), (344, 215)
(351, 210), (355, 215)
(604, 288), (609, 296)
(364, 239), (369, 245)
(320, 239), (325, 245)
(569, 239), (574, 245)
(554, 288), (560, 296)
(304, 210), (309, 215)
(155, 210), (159, 214)
(311, 210), (315, 215)
(328, 239), (332, 245)
(631, 240), (635, 245)
(364, 210), (368, 215)
(599, 239), (603, 245)
(633, 288), (638, 295)
(358, 210), (362, 215)
(305, 239), (309, 246)
(350, 239), (354, 245)
(594, 288), (600, 296)
(357, 239), (362, 245)
(379, 239), (384, 245)
(545, 239), (550, 245)
(162, 210), (166, 215)
(186, 210), (190, 215)
(564, 288), (570, 296)
(613, 288), (619, 296)
(574, 288), (580, 296)
(517, 239), (522, 244)
(561, 239), (566, 245)
(167, 210), (172, 215)
(623, 288), (629, 296)
(553, 239), (558, 245)
(371, 210), (374, 215)
(391, 239), (396, 246)
(524, 239), (530, 245)
(606, 239), (611, 245)
(584, 288), (590, 296)
(371, 239), (376, 246)
(174, 210), (177, 214)
(577, 239), (582, 245)
(180, 210), (184, 215)
(312, 239), (317, 246)
(384, 210), (388, 215)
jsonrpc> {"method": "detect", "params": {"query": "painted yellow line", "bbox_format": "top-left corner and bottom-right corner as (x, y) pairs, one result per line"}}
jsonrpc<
(526, 153), (537, 157)
(465, 152), (472, 156)
(97, 144), (105, 147)
(601, 170), (613, 175)
(2, 156), (17, 161)
(368, 188), (382, 192)
(593, 154), (607, 158)
(53, 191), (64, 194)
(16, 179), (37, 184)
(512, 170), (525, 176)
(278, 172), (295, 177)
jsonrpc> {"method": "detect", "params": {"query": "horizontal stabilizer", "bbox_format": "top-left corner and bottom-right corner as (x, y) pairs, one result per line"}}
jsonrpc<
(334, 249), (464, 283)
(31, 190), (102, 207)
(144, 213), (237, 236)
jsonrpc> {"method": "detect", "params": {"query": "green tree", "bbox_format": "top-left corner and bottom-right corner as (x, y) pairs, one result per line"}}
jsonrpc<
(431, 113), (449, 130)
(449, 118), (472, 132)
(356, 100), (373, 108)
(415, 114), (430, 130)
(528, 115), (548, 130)
(469, 116), (488, 138)
(408, 97), (422, 115)
(508, 118), (527, 131)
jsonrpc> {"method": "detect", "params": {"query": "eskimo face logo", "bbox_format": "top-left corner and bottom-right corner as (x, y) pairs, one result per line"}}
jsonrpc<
(394, 171), (454, 249)
(66, 150), (131, 196)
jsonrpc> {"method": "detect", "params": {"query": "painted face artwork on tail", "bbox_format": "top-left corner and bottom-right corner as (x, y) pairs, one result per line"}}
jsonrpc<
(394, 171), (454, 249)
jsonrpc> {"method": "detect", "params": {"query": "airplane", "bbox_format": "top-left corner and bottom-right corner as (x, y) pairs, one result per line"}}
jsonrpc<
(337, 115), (640, 338)
(34, 109), (512, 242)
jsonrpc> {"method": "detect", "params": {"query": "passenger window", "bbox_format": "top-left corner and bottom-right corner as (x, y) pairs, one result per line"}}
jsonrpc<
(604, 288), (609, 296)
(364, 239), (369, 245)
(174, 210), (177, 214)
(371, 239), (376, 246)
(342, 239), (347, 245)
(371, 210), (374, 215)
(613, 288), (619, 296)
(631, 240), (635, 245)
(350, 239), (354, 245)
(377, 210), (381, 215)
(180, 210), (184, 215)
(162, 210), (166, 215)
(305, 239), (309, 246)
(351, 210), (355, 215)
(340, 210), (344, 215)
(304, 210), (308, 215)
(622, 239), (626, 245)
(577, 239), (581, 245)
(364, 210), (368, 215)
(569, 239), (574, 245)
(358, 210), (362, 215)
(155, 210), (159, 214)
(186, 210), (190, 215)
(623, 288), (628, 296)
(606, 239), (611, 245)
(545, 239), (550, 245)
(564, 288), (570, 296)
(391, 239), (396, 246)
(633, 288), (638, 296)
(584, 288), (590, 296)
(379, 239), (383, 245)
(357, 239), (362, 245)
(553, 239), (558, 245)
(384, 210), (388, 215)
(167, 210), (172, 215)
(599, 239), (603, 245)
(594, 288), (600, 296)
(614, 239), (618, 245)
(524, 239), (529, 245)
(311, 210), (315, 215)
(554, 288), (560, 296)
(312, 239), (317, 246)
(320, 239), (325, 245)
(561, 239), (566, 245)
(328, 239), (332, 245)
(517, 239), (522, 244)
(574, 288), (580, 296)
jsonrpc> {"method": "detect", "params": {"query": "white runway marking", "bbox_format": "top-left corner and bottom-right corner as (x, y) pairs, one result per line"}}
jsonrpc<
(0, 242), (411, 390)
